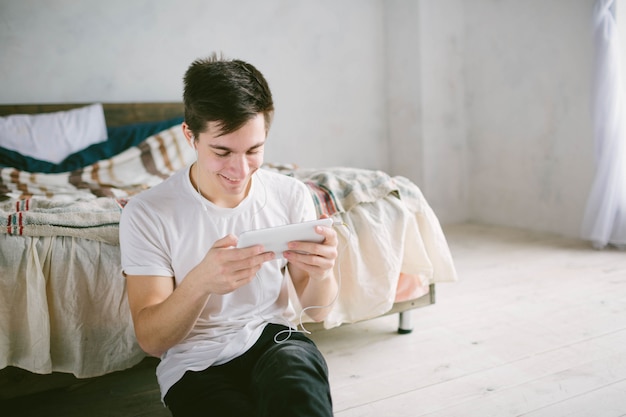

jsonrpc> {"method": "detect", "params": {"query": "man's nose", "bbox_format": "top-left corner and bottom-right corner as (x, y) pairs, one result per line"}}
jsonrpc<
(230, 155), (249, 176)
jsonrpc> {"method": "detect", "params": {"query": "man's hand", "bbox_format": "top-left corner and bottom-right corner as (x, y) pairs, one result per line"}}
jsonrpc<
(193, 234), (275, 295)
(283, 216), (338, 280)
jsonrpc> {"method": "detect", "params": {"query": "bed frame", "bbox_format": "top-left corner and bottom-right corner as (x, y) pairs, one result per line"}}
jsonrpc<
(0, 102), (185, 126)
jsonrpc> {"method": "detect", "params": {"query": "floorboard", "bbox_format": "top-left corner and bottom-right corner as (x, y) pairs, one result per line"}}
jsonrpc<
(1, 358), (169, 417)
(321, 224), (626, 417)
(2, 223), (626, 417)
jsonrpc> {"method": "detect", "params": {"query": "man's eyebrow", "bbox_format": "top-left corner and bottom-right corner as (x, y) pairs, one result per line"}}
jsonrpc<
(209, 142), (265, 152)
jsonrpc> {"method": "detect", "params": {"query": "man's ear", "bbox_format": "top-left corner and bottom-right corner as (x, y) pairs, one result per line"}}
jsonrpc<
(182, 122), (195, 149)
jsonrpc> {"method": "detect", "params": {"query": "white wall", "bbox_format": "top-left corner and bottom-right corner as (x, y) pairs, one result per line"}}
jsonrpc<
(386, 0), (468, 224)
(0, 0), (387, 171)
(463, 0), (595, 237)
(385, 0), (596, 237)
(0, 0), (599, 239)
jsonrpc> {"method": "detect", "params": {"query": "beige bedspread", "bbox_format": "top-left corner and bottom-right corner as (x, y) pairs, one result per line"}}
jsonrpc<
(282, 167), (458, 328)
(0, 234), (145, 377)
(0, 125), (457, 376)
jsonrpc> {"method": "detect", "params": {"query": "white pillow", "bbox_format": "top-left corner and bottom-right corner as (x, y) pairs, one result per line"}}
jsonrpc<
(0, 103), (108, 164)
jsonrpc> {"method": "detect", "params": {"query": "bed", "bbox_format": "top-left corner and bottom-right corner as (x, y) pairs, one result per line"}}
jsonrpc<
(0, 102), (457, 398)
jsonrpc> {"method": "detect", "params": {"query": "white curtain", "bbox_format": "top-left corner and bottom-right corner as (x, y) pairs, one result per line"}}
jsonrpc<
(582, 0), (626, 249)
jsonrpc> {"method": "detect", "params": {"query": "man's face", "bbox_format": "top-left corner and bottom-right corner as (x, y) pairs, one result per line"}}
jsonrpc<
(192, 113), (266, 208)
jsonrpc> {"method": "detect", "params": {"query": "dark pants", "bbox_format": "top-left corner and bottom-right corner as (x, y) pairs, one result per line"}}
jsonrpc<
(164, 324), (333, 417)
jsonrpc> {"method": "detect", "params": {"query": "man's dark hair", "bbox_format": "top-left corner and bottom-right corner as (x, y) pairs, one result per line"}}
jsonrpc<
(183, 53), (274, 138)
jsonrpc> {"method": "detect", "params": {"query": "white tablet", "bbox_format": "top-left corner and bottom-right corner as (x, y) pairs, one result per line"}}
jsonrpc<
(236, 218), (334, 258)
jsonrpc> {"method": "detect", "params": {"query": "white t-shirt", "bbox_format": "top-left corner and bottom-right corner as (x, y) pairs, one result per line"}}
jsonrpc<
(119, 165), (316, 400)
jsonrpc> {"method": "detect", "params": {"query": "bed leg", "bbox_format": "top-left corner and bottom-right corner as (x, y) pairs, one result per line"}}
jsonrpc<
(398, 311), (413, 334)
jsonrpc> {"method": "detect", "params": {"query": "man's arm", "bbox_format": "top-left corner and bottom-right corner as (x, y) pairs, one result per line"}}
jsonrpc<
(126, 234), (274, 357)
(126, 272), (210, 357)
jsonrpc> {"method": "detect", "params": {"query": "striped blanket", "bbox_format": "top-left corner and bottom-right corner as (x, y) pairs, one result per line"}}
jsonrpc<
(0, 124), (194, 243)
(0, 126), (429, 245)
(0, 124), (195, 201)
(266, 164), (429, 218)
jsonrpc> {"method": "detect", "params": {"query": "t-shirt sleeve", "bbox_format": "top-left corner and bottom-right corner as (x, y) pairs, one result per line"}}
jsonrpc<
(119, 197), (174, 277)
(294, 179), (318, 223)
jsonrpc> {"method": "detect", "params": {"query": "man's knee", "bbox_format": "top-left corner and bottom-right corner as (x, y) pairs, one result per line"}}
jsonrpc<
(262, 339), (328, 377)
(252, 338), (333, 417)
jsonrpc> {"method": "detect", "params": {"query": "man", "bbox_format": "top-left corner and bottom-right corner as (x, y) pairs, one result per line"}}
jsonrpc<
(119, 53), (337, 416)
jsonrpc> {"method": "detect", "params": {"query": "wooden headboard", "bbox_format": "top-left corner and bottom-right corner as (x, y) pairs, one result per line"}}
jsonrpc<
(0, 102), (184, 127)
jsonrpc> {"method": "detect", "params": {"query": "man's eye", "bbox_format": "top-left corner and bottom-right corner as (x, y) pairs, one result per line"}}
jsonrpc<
(215, 152), (230, 158)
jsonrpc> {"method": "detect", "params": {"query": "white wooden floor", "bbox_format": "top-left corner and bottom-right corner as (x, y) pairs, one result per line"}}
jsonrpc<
(4, 222), (625, 416)
(309, 223), (626, 417)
